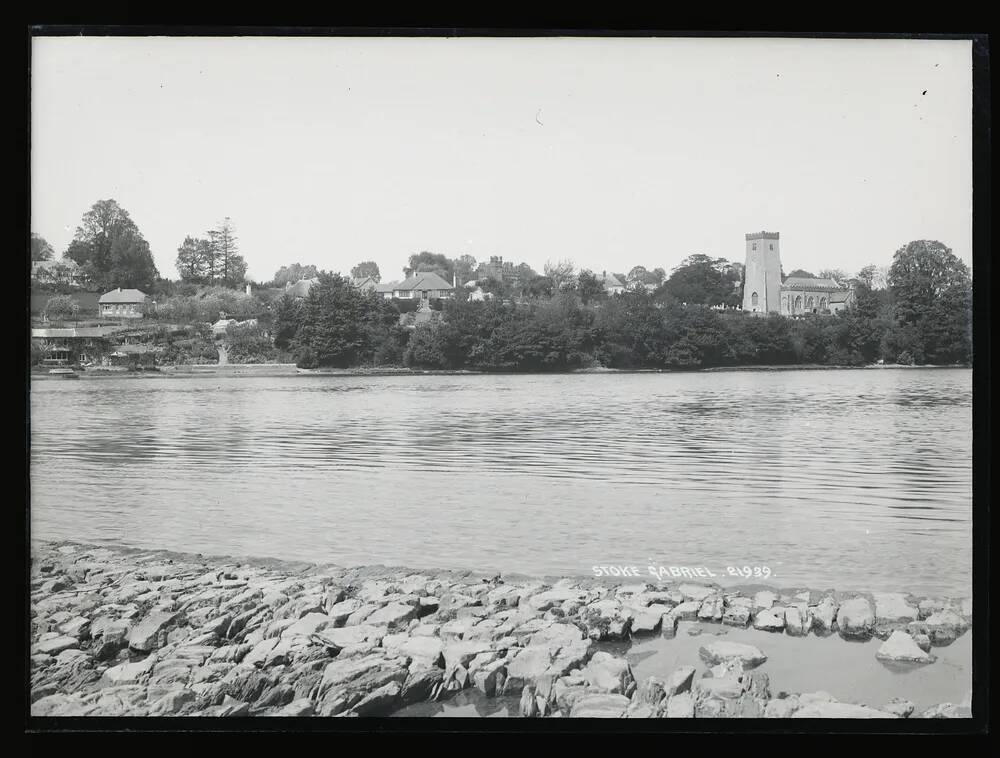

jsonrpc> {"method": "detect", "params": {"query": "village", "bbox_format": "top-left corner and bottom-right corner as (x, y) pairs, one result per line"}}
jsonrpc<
(30, 228), (879, 376)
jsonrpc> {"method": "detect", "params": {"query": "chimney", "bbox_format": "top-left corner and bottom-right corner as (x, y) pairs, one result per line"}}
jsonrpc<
(453, 272), (457, 287)
(246, 282), (252, 296)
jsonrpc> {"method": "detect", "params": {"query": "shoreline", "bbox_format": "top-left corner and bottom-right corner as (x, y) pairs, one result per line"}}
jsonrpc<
(30, 540), (973, 719)
(30, 362), (972, 380)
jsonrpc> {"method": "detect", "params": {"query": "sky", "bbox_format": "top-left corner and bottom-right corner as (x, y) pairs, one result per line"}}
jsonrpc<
(31, 36), (973, 284)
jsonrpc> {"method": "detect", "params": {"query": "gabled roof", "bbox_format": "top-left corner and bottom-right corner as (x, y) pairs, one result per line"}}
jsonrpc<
(829, 291), (852, 303)
(285, 278), (318, 298)
(99, 288), (148, 304)
(599, 272), (625, 288)
(375, 280), (398, 293)
(781, 277), (841, 291)
(352, 276), (377, 289)
(393, 272), (455, 292)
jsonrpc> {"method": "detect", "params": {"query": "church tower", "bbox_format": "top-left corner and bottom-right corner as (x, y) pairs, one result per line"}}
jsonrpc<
(742, 231), (781, 314)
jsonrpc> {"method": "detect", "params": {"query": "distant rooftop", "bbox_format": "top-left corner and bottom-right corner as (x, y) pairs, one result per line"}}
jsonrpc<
(781, 276), (843, 291)
(99, 288), (148, 304)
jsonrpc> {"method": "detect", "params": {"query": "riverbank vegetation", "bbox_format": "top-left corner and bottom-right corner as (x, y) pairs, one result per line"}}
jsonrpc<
(275, 240), (971, 371)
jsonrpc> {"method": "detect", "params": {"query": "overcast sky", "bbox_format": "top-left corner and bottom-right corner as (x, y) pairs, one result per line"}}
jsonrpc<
(31, 36), (972, 283)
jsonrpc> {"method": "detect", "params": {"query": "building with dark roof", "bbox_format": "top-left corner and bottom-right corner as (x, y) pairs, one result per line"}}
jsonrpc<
(389, 272), (455, 303)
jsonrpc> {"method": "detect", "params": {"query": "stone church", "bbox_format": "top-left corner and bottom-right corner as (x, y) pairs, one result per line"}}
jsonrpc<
(741, 231), (854, 316)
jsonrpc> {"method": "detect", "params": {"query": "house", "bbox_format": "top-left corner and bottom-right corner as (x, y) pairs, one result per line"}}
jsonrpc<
(32, 258), (82, 287)
(375, 281), (399, 300)
(31, 325), (131, 365)
(597, 271), (626, 295)
(99, 288), (150, 319)
(212, 317), (259, 337)
(351, 275), (379, 294)
(285, 278), (318, 299)
(389, 272), (455, 303)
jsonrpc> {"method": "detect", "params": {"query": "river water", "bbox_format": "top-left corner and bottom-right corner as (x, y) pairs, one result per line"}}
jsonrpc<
(29, 368), (973, 596)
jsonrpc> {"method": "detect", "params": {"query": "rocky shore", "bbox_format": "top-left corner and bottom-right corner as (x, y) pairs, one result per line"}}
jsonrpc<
(29, 541), (973, 719)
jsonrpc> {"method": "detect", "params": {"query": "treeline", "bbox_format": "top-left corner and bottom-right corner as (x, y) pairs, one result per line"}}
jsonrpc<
(272, 240), (972, 370)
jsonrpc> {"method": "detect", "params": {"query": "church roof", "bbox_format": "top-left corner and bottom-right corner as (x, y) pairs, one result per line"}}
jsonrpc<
(781, 276), (842, 291)
(829, 291), (852, 303)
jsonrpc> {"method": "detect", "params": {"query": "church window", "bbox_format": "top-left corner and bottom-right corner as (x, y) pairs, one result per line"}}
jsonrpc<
(794, 295), (802, 311)
(751, 292), (759, 308)
(769, 244), (774, 250)
(820, 297), (827, 309)
(806, 296), (814, 309)
(752, 243), (757, 251)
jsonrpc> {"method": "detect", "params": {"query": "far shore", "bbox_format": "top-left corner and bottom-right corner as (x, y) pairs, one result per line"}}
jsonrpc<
(29, 362), (971, 380)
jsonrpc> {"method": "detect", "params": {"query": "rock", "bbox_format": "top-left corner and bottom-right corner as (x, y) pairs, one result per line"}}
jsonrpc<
(569, 693), (630, 718)
(34, 635), (79, 655)
(678, 584), (716, 602)
(875, 631), (936, 664)
(753, 608), (785, 632)
(275, 698), (315, 716)
(633, 676), (667, 707)
(883, 697), (915, 718)
(327, 598), (364, 625)
(912, 633), (932, 652)
(209, 643), (252, 664)
(698, 641), (767, 669)
(873, 592), (919, 635)
(917, 610), (970, 645)
(281, 612), (332, 638)
(103, 654), (157, 685)
(836, 597), (875, 639)
(630, 609), (663, 635)
(698, 595), (724, 622)
(472, 660), (507, 697)
(919, 701), (972, 718)
(665, 665), (696, 696)
(669, 600), (702, 621)
(781, 604), (806, 636)
(350, 681), (402, 716)
(527, 622), (584, 649)
(58, 616), (91, 639)
(380, 634), (444, 666)
(364, 602), (418, 630)
(527, 587), (586, 612)
(581, 652), (634, 695)
(128, 611), (179, 652)
(764, 696), (800, 717)
(660, 611), (679, 639)
(752, 590), (776, 613)
(664, 692), (695, 718)
(313, 624), (386, 650)
(443, 640), (493, 671)
(504, 647), (554, 695)
(147, 688), (195, 716)
(519, 685), (539, 717)
(400, 664), (445, 704)
(722, 598), (752, 628)
(792, 702), (898, 718)
(809, 597), (838, 635)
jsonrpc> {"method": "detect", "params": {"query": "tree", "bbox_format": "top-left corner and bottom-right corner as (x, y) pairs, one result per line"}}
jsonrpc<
(31, 233), (55, 261)
(661, 254), (739, 306)
(291, 272), (376, 367)
(44, 295), (80, 323)
(856, 264), (889, 290)
(818, 268), (848, 282)
(404, 251), (453, 280)
(543, 259), (576, 291)
(786, 269), (816, 279)
(65, 199), (159, 290)
(452, 255), (478, 286)
(886, 240), (971, 364)
(271, 293), (303, 350)
(350, 261), (381, 283)
(271, 263), (319, 287)
(207, 217), (247, 287)
(175, 236), (213, 283)
(576, 270), (606, 304)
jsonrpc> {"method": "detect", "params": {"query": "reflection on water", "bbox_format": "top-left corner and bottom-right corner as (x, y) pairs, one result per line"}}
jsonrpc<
(29, 369), (972, 595)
